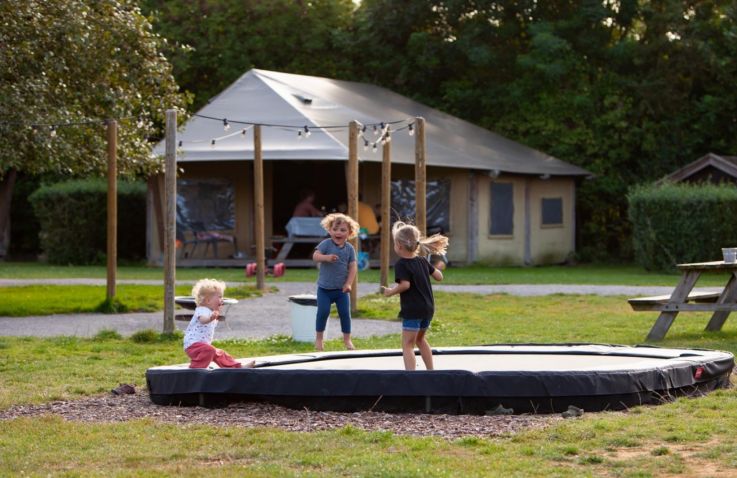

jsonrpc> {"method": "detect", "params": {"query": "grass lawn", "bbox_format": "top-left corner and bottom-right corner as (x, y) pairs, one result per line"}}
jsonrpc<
(1, 260), (729, 286)
(1, 292), (737, 476)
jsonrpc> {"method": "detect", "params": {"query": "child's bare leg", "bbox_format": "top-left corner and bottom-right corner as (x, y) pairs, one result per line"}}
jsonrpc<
(343, 333), (355, 350)
(402, 330), (418, 370)
(315, 331), (325, 351)
(416, 329), (434, 370)
(243, 360), (256, 368)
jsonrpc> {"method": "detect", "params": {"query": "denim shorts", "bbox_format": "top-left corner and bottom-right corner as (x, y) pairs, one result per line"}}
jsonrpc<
(402, 317), (431, 331)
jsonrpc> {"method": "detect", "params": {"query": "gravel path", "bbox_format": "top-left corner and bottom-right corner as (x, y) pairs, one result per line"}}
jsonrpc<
(0, 280), (680, 339)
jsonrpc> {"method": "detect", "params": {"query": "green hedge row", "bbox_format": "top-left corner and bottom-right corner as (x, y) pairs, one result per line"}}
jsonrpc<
(628, 183), (737, 271)
(29, 179), (147, 265)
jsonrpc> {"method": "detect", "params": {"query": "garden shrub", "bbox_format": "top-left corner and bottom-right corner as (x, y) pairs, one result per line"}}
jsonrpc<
(29, 179), (146, 264)
(628, 183), (737, 271)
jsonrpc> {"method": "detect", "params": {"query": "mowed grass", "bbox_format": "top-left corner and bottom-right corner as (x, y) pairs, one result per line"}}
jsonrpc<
(2, 292), (737, 476)
(1, 260), (729, 286)
(0, 284), (262, 316)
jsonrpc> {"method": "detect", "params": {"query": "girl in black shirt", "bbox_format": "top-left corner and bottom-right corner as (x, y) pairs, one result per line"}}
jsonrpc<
(382, 221), (449, 370)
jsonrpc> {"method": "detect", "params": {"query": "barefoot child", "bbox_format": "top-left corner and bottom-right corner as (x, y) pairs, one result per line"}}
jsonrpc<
(183, 278), (255, 369)
(382, 222), (449, 371)
(312, 213), (360, 351)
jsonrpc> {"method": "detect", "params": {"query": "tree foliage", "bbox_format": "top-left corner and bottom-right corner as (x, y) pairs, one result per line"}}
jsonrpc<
(0, 0), (189, 178)
(140, 0), (355, 110)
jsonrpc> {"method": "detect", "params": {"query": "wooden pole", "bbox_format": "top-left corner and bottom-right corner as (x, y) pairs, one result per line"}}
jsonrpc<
(163, 110), (177, 334)
(414, 117), (426, 236)
(348, 121), (359, 312)
(380, 136), (392, 288)
(106, 120), (117, 300)
(254, 125), (266, 290)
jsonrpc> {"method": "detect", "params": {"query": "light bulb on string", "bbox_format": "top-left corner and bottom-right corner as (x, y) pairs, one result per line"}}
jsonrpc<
(373, 125), (378, 136)
(241, 128), (247, 136)
(372, 142), (377, 153)
(304, 126), (311, 138)
(49, 125), (57, 138)
(178, 140), (183, 147)
(362, 125), (367, 133)
(363, 139), (369, 151)
(385, 131), (391, 143)
(408, 123), (414, 136)
(211, 139), (216, 148)
(297, 130), (303, 139)
(223, 119), (230, 131)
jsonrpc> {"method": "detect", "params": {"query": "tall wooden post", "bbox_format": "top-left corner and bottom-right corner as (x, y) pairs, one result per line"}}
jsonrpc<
(106, 120), (117, 300)
(163, 110), (177, 334)
(414, 117), (427, 235)
(348, 121), (359, 312)
(380, 137), (392, 288)
(254, 125), (266, 290)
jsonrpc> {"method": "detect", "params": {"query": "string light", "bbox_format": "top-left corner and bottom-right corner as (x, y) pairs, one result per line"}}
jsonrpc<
(223, 119), (230, 131)
(241, 128), (247, 136)
(49, 126), (57, 137)
(373, 125), (378, 136)
(408, 123), (414, 136)
(372, 142), (377, 152)
(304, 125), (311, 138)
(178, 140), (182, 147)
(297, 130), (303, 139)
(363, 139), (369, 151)
(210, 139), (216, 148)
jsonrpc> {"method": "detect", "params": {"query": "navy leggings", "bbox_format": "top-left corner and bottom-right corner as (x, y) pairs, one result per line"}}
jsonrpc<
(315, 287), (351, 333)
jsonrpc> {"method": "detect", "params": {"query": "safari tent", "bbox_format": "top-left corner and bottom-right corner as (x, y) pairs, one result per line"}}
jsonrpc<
(149, 69), (591, 266)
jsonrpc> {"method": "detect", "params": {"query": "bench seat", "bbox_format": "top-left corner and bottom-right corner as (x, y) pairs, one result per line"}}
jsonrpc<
(628, 290), (721, 311)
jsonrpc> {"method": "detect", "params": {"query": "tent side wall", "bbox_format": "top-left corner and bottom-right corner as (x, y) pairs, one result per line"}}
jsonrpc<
(475, 174), (576, 265)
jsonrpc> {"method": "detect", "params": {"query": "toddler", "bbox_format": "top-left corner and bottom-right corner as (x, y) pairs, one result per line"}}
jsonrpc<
(183, 278), (254, 369)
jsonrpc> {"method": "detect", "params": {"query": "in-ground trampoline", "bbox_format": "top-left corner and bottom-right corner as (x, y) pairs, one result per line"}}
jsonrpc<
(146, 344), (734, 414)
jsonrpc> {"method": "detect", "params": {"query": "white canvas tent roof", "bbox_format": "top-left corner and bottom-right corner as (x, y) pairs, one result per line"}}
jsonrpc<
(154, 69), (590, 177)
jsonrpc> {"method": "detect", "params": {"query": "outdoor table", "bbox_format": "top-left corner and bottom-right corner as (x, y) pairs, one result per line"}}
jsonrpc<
(270, 217), (328, 266)
(635, 261), (737, 341)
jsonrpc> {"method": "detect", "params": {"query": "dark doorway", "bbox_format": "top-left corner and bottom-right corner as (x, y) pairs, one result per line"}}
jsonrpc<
(272, 161), (347, 235)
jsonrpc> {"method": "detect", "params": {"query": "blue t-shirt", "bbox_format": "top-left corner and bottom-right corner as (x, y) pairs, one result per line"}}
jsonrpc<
(316, 239), (356, 289)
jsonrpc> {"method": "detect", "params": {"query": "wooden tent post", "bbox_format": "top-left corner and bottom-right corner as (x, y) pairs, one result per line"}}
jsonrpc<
(163, 109), (177, 334)
(380, 134), (392, 288)
(414, 117), (426, 235)
(254, 125), (266, 290)
(348, 121), (359, 312)
(106, 119), (117, 300)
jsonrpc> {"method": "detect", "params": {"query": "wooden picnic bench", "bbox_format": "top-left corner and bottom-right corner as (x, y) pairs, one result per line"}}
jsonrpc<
(628, 260), (737, 341)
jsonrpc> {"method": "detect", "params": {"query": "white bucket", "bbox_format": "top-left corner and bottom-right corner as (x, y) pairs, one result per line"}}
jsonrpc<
(288, 294), (318, 342)
(722, 248), (737, 264)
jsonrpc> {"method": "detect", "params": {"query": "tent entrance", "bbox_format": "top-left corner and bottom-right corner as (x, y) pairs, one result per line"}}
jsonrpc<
(271, 160), (347, 235)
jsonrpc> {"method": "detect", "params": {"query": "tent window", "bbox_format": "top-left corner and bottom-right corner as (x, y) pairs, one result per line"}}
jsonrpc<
(391, 179), (450, 233)
(541, 197), (563, 226)
(490, 182), (514, 236)
(176, 179), (235, 232)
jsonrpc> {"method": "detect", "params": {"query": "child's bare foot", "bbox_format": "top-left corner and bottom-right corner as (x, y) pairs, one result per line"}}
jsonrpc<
(243, 360), (256, 368)
(344, 340), (355, 350)
(315, 341), (324, 351)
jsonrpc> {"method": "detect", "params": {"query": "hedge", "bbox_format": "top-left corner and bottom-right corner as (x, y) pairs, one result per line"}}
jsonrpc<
(29, 179), (146, 264)
(628, 182), (737, 271)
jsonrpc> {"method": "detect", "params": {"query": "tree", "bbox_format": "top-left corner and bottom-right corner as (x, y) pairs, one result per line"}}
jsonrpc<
(0, 0), (189, 255)
(140, 0), (356, 111)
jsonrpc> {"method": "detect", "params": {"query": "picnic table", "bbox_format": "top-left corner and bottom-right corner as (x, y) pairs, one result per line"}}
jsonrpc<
(270, 217), (327, 267)
(628, 260), (737, 341)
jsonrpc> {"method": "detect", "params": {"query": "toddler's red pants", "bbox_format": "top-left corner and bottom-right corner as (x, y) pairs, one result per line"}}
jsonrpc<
(185, 342), (242, 368)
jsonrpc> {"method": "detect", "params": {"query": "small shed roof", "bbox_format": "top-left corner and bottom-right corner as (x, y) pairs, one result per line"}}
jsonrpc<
(154, 69), (590, 177)
(659, 153), (737, 184)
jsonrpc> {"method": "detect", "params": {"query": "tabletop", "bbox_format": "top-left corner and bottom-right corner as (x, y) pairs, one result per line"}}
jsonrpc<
(677, 260), (737, 271)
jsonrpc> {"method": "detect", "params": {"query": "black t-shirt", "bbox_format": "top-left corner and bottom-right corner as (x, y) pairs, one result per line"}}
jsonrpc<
(394, 256), (436, 320)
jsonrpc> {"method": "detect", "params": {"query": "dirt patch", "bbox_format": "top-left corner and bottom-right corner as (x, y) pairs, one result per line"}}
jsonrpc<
(608, 440), (735, 478)
(0, 391), (561, 440)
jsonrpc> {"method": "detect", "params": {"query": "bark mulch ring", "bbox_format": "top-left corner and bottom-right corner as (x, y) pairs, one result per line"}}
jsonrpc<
(0, 388), (564, 440)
